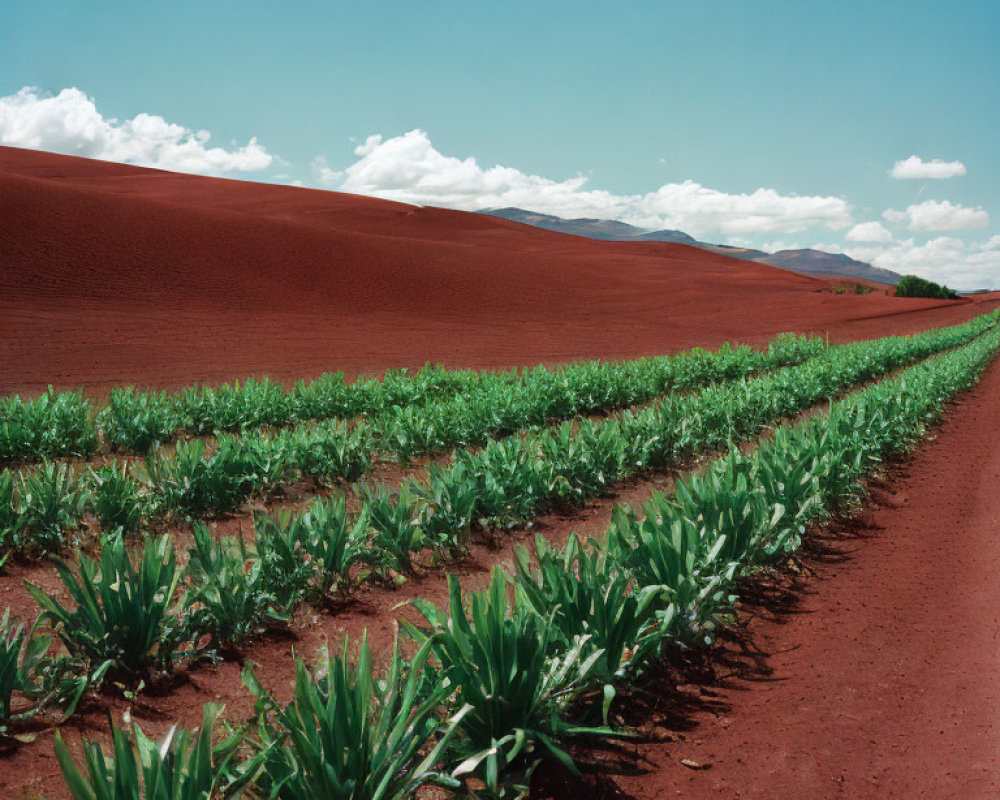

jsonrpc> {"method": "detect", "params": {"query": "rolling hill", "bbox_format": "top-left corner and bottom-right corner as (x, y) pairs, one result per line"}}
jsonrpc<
(2, 146), (990, 396)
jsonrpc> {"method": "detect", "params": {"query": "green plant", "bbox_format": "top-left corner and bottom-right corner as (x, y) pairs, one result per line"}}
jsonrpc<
(97, 388), (179, 452)
(0, 470), (21, 561)
(53, 703), (263, 800)
(179, 523), (287, 654)
(282, 421), (373, 484)
(0, 388), (98, 462)
(895, 274), (958, 299)
(26, 533), (179, 682)
(606, 501), (730, 644)
(416, 463), (477, 556)
(0, 607), (98, 734)
(176, 377), (293, 434)
(255, 495), (367, 602)
(357, 483), (425, 576)
(0, 608), (28, 728)
(16, 461), (90, 555)
(515, 536), (670, 710)
(145, 437), (264, 517)
(245, 636), (465, 800)
(88, 461), (147, 535)
(405, 571), (613, 797)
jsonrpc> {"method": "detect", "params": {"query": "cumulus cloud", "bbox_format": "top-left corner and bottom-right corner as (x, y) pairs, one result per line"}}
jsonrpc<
(336, 129), (852, 237)
(0, 86), (272, 174)
(310, 155), (342, 186)
(844, 235), (1000, 291)
(882, 199), (989, 232)
(845, 221), (894, 242)
(890, 155), (966, 180)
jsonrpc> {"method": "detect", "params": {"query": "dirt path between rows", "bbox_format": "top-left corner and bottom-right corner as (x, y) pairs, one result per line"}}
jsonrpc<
(549, 351), (1000, 798)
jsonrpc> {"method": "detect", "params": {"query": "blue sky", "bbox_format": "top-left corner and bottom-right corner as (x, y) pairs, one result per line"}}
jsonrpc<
(2, 0), (999, 288)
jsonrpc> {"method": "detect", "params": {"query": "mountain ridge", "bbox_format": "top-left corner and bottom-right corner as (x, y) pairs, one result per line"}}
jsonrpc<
(481, 207), (901, 285)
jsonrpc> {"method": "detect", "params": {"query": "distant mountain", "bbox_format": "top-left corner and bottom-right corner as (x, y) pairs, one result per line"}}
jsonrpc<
(482, 207), (698, 244)
(480, 207), (902, 285)
(697, 244), (770, 261)
(756, 249), (902, 285)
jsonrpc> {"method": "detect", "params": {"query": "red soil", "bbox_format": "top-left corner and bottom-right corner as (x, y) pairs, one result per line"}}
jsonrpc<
(2, 146), (998, 397)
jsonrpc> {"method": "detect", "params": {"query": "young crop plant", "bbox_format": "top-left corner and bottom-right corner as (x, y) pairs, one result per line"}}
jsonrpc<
(0, 470), (21, 561)
(26, 533), (180, 683)
(175, 376), (293, 434)
(289, 370), (360, 420)
(144, 436), (265, 517)
(540, 420), (628, 505)
(179, 523), (289, 654)
(87, 461), (148, 535)
(357, 482), (426, 576)
(514, 535), (671, 713)
(605, 501), (732, 645)
(404, 571), (614, 796)
(281, 420), (374, 484)
(0, 608), (35, 733)
(97, 387), (180, 452)
(450, 436), (550, 528)
(254, 494), (367, 602)
(14, 461), (91, 556)
(0, 607), (99, 734)
(0, 388), (98, 463)
(54, 703), (264, 800)
(245, 635), (466, 800)
(416, 462), (477, 556)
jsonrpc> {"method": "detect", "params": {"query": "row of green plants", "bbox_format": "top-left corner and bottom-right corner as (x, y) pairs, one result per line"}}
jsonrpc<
(0, 421), (374, 559)
(0, 315), (993, 706)
(0, 389), (98, 464)
(2, 334), (823, 461)
(40, 321), (1000, 798)
(0, 312), (995, 561)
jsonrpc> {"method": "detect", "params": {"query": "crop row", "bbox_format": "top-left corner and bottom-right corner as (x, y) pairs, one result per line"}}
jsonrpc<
(1, 333), (823, 462)
(0, 312), (995, 561)
(0, 315), (995, 714)
(32, 320), (1000, 798)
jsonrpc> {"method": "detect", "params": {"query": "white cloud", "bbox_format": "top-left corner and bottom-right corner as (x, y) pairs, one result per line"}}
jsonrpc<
(844, 235), (1000, 290)
(335, 129), (852, 237)
(882, 199), (989, 232)
(310, 155), (342, 186)
(845, 221), (894, 242)
(0, 86), (272, 174)
(757, 240), (803, 253)
(890, 155), (966, 180)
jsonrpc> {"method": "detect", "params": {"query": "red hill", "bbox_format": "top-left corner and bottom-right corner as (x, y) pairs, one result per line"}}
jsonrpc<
(1, 146), (996, 395)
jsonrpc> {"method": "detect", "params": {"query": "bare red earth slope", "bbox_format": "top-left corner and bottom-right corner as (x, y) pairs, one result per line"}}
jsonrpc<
(1, 146), (997, 394)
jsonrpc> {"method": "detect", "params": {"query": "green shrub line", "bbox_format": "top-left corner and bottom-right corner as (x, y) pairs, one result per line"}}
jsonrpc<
(0, 313), (995, 560)
(895, 273), (959, 300)
(2, 333), (824, 465)
(44, 319), (1000, 799)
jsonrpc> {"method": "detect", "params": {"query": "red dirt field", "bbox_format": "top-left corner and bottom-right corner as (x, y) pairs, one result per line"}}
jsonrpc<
(3, 146), (1000, 799)
(2, 145), (999, 397)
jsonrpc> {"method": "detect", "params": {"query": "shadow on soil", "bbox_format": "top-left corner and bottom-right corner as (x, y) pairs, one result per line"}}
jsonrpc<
(530, 465), (905, 800)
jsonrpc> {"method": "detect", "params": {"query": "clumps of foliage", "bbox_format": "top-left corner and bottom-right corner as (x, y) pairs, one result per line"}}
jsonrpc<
(0, 388), (98, 463)
(830, 282), (873, 295)
(896, 274), (959, 299)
